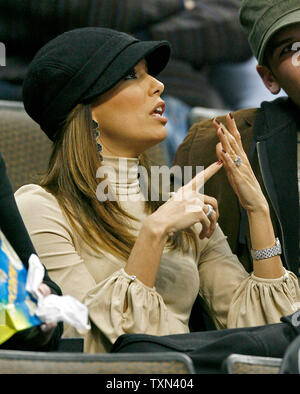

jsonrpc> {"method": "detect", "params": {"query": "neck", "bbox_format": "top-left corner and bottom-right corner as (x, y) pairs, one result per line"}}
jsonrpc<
(100, 142), (140, 159)
(101, 155), (140, 195)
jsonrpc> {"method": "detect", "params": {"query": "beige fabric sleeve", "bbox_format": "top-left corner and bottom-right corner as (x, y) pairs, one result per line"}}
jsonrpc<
(15, 186), (176, 351)
(198, 224), (300, 329)
(84, 268), (171, 343)
(15, 187), (97, 333)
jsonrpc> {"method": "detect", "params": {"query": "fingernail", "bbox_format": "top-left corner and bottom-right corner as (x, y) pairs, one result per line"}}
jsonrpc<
(229, 112), (233, 119)
(214, 118), (220, 125)
(217, 160), (223, 165)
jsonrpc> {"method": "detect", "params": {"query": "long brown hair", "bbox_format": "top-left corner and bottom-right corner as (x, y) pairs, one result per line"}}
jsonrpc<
(40, 103), (198, 261)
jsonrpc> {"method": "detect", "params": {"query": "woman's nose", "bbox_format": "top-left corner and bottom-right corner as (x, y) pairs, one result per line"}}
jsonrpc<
(149, 75), (164, 96)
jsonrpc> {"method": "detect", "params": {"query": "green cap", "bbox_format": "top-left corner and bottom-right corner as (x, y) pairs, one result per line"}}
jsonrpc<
(240, 0), (300, 64)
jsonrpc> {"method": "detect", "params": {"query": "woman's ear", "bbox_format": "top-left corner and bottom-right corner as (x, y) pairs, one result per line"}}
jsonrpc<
(256, 65), (281, 94)
(91, 108), (96, 122)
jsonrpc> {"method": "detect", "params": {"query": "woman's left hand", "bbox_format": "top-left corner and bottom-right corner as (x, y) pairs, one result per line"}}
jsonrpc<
(213, 114), (268, 213)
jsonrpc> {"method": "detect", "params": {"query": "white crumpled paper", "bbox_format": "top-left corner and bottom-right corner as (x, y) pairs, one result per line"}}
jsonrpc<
(25, 254), (90, 332)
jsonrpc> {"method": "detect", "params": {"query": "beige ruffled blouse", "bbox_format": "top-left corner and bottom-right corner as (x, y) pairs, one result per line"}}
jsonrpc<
(15, 156), (300, 353)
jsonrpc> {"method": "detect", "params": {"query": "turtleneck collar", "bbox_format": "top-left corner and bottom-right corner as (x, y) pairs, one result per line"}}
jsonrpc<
(101, 155), (140, 195)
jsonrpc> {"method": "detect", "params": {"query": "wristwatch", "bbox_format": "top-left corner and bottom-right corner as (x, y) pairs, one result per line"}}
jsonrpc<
(251, 238), (282, 260)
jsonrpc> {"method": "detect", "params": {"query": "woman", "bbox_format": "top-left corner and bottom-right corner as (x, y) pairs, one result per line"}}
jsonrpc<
(15, 27), (300, 353)
(0, 153), (62, 350)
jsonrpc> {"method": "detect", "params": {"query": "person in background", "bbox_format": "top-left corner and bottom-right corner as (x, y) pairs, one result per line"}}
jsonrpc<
(173, 0), (300, 276)
(14, 27), (300, 354)
(0, 153), (63, 350)
(0, 0), (254, 163)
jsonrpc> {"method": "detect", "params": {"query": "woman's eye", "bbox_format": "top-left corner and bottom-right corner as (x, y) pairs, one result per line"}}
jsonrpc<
(124, 69), (137, 80)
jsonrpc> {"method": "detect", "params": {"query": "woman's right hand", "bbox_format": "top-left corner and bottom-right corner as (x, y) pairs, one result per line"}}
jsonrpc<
(148, 161), (223, 239)
(125, 161), (223, 288)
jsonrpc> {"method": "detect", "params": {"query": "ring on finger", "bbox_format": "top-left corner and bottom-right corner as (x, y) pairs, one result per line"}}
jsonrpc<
(204, 203), (214, 218)
(234, 155), (242, 167)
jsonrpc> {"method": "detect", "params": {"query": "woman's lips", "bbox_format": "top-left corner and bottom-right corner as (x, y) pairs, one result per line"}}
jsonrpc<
(150, 104), (167, 124)
(151, 111), (168, 124)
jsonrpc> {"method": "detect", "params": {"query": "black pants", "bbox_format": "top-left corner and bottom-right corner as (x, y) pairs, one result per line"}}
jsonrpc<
(111, 313), (300, 374)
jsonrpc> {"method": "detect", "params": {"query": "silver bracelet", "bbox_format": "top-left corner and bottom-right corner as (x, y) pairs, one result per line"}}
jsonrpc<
(251, 238), (282, 260)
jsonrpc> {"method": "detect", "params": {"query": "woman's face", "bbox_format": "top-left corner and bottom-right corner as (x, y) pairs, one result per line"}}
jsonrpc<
(91, 59), (167, 158)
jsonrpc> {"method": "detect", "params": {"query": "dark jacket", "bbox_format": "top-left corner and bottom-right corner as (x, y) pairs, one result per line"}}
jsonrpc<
(173, 97), (299, 276)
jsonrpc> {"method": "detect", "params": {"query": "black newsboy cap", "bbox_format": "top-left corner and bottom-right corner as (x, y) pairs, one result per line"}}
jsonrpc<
(22, 27), (171, 141)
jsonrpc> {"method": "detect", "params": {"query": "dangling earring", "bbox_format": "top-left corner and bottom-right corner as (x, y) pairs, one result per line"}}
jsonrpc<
(92, 120), (103, 162)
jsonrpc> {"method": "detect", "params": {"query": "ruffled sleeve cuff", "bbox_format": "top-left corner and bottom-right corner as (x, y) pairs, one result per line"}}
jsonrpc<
(84, 268), (170, 344)
(226, 269), (300, 328)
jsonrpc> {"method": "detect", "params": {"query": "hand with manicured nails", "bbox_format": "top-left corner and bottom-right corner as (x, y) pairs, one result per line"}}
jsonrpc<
(213, 114), (268, 214)
(150, 161), (223, 239)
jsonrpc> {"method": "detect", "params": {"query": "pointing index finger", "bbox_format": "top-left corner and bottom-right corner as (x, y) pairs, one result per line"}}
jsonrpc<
(189, 161), (223, 191)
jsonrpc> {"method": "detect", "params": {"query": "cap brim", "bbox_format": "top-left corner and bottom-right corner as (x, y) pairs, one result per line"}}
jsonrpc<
(258, 10), (300, 64)
(82, 40), (171, 103)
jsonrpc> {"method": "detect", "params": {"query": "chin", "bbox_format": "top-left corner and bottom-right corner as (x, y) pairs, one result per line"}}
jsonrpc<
(138, 125), (167, 152)
(154, 125), (168, 141)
